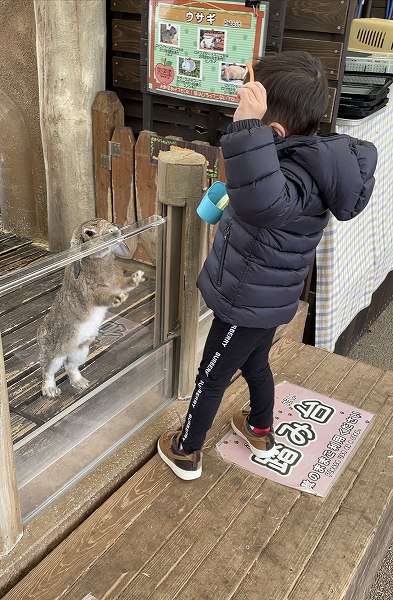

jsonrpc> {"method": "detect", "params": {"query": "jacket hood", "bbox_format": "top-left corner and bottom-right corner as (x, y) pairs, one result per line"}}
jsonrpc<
(275, 133), (378, 221)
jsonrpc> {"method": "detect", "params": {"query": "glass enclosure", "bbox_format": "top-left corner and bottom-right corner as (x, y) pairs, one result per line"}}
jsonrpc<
(0, 216), (174, 521)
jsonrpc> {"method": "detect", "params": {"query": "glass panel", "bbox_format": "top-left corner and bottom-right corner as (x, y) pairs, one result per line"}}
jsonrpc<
(0, 216), (174, 521)
(16, 342), (173, 522)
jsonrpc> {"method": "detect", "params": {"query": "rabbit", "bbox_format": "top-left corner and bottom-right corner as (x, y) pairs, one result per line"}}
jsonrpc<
(160, 24), (177, 44)
(201, 36), (219, 49)
(36, 218), (145, 398)
(221, 65), (246, 81)
(181, 58), (196, 72)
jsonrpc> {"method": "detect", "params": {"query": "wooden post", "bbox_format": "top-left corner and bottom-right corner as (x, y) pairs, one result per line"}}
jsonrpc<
(157, 149), (207, 399)
(0, 334), (23, 556)
(34, 0), (106, 251)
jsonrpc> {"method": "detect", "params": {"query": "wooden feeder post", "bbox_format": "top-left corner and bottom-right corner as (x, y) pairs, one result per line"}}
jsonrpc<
(0, 334), (23, 556)
(157, 149), (208, 399)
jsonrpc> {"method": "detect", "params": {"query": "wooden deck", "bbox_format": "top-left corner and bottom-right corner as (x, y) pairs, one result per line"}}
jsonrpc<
(0, 231), (156, 446)
(3, 337), (392, 600)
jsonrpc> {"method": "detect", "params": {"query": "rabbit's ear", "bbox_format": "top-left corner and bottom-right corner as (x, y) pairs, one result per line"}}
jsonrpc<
(73, 235), (85, 276)
(113, 241), (131, 258)
(73, 260), (82, 278)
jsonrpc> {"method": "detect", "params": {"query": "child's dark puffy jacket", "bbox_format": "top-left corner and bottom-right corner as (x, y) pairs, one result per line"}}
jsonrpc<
(197, 119), (378, 328)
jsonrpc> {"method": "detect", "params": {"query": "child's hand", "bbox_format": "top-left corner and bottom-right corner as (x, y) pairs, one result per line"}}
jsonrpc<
(233, 82), (267, 122)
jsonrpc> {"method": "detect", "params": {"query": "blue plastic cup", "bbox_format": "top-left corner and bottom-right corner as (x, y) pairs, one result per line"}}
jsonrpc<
(197, 181), (228, 224)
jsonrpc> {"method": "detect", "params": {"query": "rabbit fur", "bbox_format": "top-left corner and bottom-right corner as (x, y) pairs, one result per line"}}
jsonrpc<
(200, 36), (219, 49)
(160, 24), (177, 44)
(221, 65), (246, 81)
(37, 218), (145, 397)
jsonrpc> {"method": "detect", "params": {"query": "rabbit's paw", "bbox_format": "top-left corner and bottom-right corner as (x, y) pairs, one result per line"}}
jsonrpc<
(42, 383), (61, 398)
(126, 270), (146, 291)
(133, 270), (145, 285)
(71, 376), (90, 391)
(112, 292), (129, 306)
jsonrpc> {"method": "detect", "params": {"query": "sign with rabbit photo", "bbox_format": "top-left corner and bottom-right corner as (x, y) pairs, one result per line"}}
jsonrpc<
(147, 0), (268, 105)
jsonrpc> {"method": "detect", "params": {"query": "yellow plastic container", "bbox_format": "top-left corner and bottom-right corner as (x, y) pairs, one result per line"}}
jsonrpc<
(348, 18), (393, 53)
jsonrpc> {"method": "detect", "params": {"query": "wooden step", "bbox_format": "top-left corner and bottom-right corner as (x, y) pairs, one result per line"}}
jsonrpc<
(2, 339), (391, 600)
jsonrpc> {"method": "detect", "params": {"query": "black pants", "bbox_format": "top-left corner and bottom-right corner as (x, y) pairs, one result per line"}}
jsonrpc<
(181, 315), (276, 453)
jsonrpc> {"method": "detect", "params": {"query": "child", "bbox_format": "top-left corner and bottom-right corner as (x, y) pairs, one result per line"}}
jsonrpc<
(157, 50), (378, 480)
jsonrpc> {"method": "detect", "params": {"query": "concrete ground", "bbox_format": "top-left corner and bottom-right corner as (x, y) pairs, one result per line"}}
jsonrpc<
(348, 301), (393, 600)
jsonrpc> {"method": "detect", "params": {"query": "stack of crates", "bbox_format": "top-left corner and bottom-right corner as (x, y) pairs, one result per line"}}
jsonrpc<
(338, 18), (393, 120)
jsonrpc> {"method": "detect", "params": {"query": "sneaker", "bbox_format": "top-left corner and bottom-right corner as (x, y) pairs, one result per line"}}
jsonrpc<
(231, 409), (276, 458)
(157, 429), (202, 480)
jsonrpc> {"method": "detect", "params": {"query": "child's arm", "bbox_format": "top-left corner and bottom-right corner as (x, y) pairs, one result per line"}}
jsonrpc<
(221, 83), (311, 228)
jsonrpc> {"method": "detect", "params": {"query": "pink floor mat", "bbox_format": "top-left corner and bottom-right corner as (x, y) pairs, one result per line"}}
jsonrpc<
(216, 381), (374, 497)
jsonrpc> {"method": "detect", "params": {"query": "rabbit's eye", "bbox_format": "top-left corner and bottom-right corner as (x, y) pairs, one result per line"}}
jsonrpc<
(84, 229), (96, 237)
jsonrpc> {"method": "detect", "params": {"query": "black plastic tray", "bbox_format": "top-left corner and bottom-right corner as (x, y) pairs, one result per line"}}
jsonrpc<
(339, 90), (389, 107)
(337, 97), (389, 118)
(340, 72), (393, 102)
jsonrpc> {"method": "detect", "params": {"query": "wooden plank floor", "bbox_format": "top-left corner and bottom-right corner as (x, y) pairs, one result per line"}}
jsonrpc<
(3, 338), (392, 600)
(0, 233), (157, 446)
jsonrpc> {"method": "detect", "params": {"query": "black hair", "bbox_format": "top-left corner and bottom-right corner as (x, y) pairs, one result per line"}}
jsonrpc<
(251, 50), (329, 136)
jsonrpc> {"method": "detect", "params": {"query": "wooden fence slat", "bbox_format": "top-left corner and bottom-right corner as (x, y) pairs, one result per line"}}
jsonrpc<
(135, 131), (159, 224)
(111, 126), (137, 225)
(111, 126), (138, 256)
(134, 131), (161, 265)
(92, 91), (124, 221)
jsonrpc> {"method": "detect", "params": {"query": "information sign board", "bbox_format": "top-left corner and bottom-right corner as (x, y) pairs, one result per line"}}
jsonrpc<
(148, 0), (269, 105)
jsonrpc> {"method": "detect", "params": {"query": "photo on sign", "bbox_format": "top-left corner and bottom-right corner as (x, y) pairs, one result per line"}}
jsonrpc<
(219, 61), (247, 85)
(198, 28), (226, 52)
(178, 56), (202, 79)
(159, 22), (180, 46)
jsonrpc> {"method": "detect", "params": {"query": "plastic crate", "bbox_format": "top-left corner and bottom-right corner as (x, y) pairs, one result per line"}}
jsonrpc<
(348, 18), (393, 53)
(345, 53), (393, 74)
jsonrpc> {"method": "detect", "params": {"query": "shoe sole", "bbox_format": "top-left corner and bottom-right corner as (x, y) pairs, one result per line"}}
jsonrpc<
(157, 440), (202, 481)
(231, 419), (278, 459)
